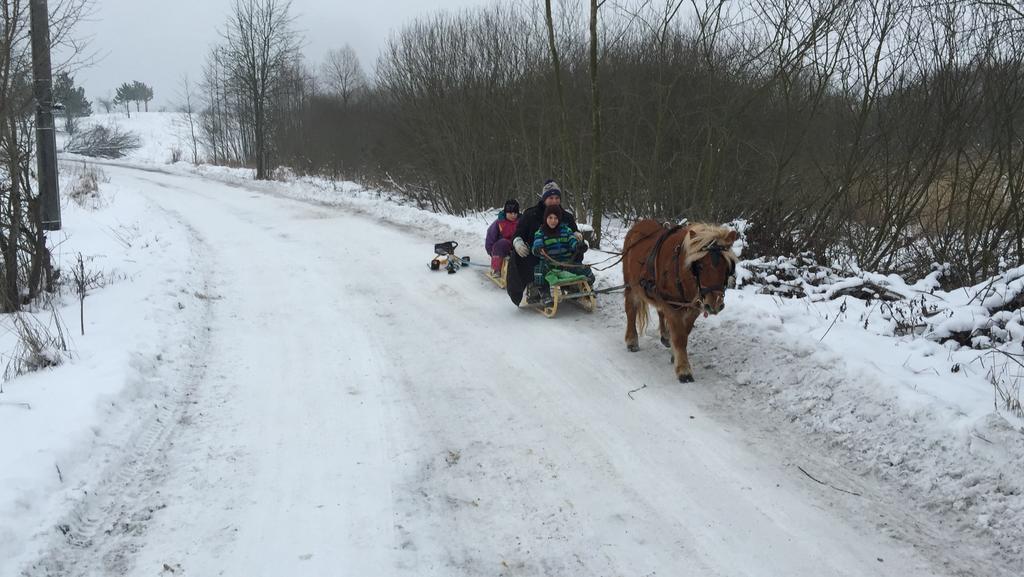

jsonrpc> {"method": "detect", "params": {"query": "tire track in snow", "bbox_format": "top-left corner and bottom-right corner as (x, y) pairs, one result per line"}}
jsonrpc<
(22, 202), (216, 577)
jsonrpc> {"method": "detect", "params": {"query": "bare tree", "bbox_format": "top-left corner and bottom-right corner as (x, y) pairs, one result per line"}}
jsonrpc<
(972, 0), (1024, 20)
(269, 59), (314, 172)
(588, 0), (605, 244)
(239, 0), (1023, 282)
(199, 46), (229, 165)
(544, 0), (580, 219)
(222, 0), (300, 179)
(320, 45), (367, 107)
(178, 75), (200, 164)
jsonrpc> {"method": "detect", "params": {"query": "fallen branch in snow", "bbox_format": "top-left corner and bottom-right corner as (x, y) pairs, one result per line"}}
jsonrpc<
(796, 465), (862, 497)
(0, 401), (32, 410)
(106, 225), (133, 249)
(829, 281), (905, 302)
(55, 464), (63, 484)
(971, 432), (994, 445)
(966, 275), (1000, 306)
(627, 384), (647, 400)
(64, 123), (141, 158)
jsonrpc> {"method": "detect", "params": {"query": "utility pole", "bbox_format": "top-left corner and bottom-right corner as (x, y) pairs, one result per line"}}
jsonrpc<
(30, 0), (61, 231)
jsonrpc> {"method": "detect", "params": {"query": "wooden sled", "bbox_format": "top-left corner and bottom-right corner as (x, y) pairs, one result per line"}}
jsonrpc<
(533, 278), (597, 318)
(484, 257), (509, 288)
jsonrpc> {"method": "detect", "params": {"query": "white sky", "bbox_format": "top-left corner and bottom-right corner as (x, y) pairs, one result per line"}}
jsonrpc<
(70, 0), (493, 108)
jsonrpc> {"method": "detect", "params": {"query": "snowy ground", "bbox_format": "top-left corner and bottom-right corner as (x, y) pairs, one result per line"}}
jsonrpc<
(0, 112), (1020, 576)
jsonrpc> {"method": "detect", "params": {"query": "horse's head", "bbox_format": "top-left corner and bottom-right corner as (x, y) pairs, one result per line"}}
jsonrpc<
(685, 227), (738, 315)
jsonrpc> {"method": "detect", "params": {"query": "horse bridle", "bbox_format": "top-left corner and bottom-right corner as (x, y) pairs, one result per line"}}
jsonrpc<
(690, 243), (735, 297)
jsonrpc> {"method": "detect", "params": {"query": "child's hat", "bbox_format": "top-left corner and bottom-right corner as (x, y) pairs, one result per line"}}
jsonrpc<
(503, 199), (520, 214)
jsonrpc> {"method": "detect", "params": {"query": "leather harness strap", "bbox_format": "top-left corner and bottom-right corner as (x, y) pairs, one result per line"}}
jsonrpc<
(641, 224), (681, 286)
(638, 224), (700, 310)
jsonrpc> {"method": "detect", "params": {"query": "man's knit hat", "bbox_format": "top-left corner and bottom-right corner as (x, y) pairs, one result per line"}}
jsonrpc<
(540, 179), (561, 201)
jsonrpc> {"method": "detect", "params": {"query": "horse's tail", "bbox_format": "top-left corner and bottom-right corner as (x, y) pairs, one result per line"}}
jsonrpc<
(634, 293), (649, 337)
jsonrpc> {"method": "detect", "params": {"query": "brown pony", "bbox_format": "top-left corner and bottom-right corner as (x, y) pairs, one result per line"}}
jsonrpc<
(622, 220), (738, 382)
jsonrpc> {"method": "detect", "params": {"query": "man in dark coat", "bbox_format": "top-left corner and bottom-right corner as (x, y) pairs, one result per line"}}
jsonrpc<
(506, 179), (583, 305)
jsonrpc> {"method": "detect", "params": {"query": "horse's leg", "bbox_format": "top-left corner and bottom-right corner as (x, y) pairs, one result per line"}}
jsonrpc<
(666, 310), (700, 382)
(658, 311), (670, 347)
(624, 286), (640, 352)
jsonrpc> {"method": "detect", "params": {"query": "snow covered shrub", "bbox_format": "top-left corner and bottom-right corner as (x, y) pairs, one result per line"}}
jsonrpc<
(3, 311), (70, 381)
(880, 295), (941, 337)
(272, 166), (298, 182)
(912, 266), (1024, 418)
(927, 266), (1024, 349)
(66, 162), (109, 209)
(64, 123), (141, 158)
(985, 349), (1023, 419)
(168, 146), (183, 164)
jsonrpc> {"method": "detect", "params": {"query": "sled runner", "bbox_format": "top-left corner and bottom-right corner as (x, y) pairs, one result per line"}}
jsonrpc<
(484, 257), (509, 288)
(527, 271), (597, 318)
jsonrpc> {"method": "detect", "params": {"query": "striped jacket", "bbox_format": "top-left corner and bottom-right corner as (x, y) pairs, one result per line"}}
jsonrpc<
(532, 224), (578, 262)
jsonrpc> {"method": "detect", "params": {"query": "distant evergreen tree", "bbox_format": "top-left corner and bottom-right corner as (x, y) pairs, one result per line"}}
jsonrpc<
(122, 80), (154, 112)
(113, 81), (151, 113)
(52, 72), (92, 132)
(114, 82), (134, 117)
(134, 81), (154, 111)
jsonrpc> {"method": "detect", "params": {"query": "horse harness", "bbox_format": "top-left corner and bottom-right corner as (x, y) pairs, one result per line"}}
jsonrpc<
(638, 224), (734, 310)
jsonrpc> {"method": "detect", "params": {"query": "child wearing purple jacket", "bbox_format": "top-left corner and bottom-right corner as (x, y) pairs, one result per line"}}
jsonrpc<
(485, 199), (520, 274)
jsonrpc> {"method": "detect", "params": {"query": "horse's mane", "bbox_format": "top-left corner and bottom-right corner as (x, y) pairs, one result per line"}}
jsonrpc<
(682, 223), (739, 268)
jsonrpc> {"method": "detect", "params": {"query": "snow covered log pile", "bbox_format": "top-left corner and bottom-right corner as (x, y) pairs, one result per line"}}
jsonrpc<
(739, 257), (1022, 350)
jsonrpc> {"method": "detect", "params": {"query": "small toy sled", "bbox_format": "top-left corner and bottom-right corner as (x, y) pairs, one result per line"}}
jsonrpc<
(429, 241), (471, 274)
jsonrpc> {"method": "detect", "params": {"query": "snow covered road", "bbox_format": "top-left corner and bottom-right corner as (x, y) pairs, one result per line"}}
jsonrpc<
(21, 165), (993, 576)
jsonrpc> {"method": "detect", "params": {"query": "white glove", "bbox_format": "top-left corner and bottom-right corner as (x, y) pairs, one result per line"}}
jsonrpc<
(573, 231), (584, 242)
(513, 237), (530, 258)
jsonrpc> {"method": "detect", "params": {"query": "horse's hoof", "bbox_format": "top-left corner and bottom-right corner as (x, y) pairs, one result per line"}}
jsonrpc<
(627, 344), (639, 352)
(661, 336), (670, 348)
(678, 374), (695, 383)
